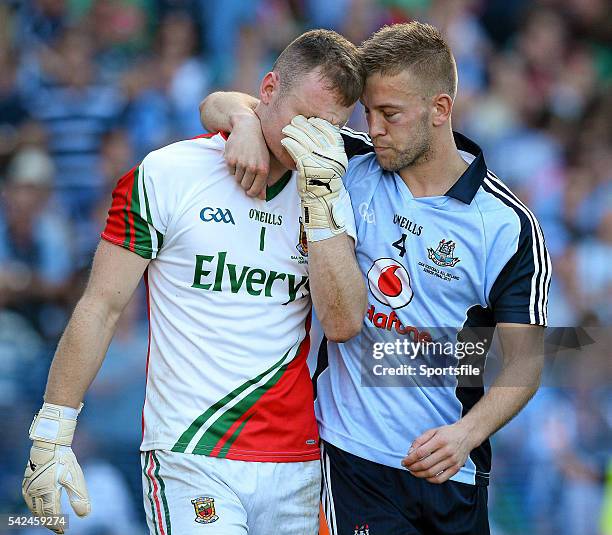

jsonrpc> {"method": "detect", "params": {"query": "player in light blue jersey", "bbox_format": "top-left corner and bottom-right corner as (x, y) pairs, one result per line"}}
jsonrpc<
(199, 21), (551, 535)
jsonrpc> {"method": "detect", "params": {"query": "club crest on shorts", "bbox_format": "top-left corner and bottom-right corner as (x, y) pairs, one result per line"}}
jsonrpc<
(296, 217), (308, 257)
(354, 524), (370, 535)
(191, 496), (218, 524)
(427, 239), (460, 267)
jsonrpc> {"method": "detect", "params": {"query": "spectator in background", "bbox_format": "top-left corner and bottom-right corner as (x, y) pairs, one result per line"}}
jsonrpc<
(573, 210), (612, 324)
(230, 0), (302, 94)
(0, 53), (30, 168)
(427, 0), (490, 101)
(517, 7), (569, 112)
(0, 148), (74, 339)
(198, 0), (261, 87)
(124, 11), (209, 157)
(519, 378), (611, 535)
(75, 128), (135, 264)
(0, 314), (47, 516)
(15, 0), (69, 53)
(556, 384), (611, 535)
(99, 129), (134, 188)
(84, 0), (151, 83)
(570, 106), (612, 238)
(157, 11), (209, 136)
(21, 26), (125, 226)
(457, 7), (563, 210)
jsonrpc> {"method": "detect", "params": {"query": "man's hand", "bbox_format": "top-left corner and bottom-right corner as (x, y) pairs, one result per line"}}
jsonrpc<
(22, 403), (90, 533)
(225, 112), (269, 199)
(401, 422), (478, 484)
(198, 92), (268, 199)
(281, 115), (348, 241)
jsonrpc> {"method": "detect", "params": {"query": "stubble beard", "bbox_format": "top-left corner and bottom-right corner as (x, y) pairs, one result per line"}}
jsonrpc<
(375, 115), (433, 173)
(377, 135), (432, 173)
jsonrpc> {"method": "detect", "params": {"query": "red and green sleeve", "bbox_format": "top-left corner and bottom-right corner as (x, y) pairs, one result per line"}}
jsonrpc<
(102, 164), (164, 259)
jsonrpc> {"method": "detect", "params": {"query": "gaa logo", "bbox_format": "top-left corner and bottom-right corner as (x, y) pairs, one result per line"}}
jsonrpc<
(367, 258), (413, 309)
(200, 207), (235, 224)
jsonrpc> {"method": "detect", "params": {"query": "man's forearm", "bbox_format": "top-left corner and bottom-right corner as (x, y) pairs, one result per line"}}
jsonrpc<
(199, 91), (260, 133)
(308, 235), (366, 342)
(44, 295), (121, 408)
(458, 375), (541, 448)
(402, 324), (544, 483)
(457, 325), (544, 447)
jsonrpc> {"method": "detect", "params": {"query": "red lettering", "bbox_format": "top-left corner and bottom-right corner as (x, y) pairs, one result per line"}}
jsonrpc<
(387, 311), (399, 331)
(373, 313), (388, 329)
(398, 324), (418, 341)
(366, 304), (432, 343)
(396, 323), (407, 334)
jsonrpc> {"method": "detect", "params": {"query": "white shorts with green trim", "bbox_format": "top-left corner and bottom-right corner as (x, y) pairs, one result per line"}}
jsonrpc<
(141, 450), (320, 535)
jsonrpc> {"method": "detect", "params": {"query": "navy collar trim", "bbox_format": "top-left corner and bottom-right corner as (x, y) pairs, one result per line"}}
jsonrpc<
(445, 132), (486, 204)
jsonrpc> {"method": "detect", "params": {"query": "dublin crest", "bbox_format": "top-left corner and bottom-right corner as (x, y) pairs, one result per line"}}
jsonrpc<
(428, 239), (460, 267)
(191, 496), (218, 524)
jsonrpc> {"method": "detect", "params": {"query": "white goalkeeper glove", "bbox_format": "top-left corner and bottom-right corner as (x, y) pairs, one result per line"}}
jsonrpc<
(22, 403), (91, 533)
(281, 115), (348, 241)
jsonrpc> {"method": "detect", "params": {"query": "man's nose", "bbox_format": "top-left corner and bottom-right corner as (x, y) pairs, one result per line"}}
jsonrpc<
(368, 114), (386, 139)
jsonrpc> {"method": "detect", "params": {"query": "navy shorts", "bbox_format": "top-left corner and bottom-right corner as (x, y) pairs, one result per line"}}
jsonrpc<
(321, 440), (490, 535)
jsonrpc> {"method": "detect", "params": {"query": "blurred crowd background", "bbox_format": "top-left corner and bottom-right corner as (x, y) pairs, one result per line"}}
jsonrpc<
(0, 0), (610, 534)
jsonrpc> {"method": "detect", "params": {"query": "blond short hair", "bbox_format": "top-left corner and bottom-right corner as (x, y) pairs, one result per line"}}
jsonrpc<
(360, 22), (458, 99)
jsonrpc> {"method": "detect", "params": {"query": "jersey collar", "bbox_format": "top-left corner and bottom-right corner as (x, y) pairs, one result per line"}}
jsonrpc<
(266, 170), (292, 201)
(444, 132), (487, 205)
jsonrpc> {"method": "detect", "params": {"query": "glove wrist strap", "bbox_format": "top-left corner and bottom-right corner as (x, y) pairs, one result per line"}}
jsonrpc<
(29, 402), (83, 446)
(302, 191), (348, 242)
(303, 203), (346, 241)
(306, 227), (342, 242)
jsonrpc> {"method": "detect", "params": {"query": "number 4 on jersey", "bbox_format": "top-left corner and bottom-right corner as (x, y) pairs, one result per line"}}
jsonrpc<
(391, 233), (407, 257)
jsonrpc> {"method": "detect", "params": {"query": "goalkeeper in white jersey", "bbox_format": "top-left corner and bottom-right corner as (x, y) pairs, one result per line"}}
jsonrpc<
(21, 30), (367, 535)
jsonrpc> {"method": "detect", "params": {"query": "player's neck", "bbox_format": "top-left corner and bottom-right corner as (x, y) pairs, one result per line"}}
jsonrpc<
(398, 133), (468, 198)
(267, 156), (290, 185)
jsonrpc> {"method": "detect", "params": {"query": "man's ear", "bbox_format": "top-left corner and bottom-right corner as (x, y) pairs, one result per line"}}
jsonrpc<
(259, 71), (281, 105)
(432, 93), (453, 127)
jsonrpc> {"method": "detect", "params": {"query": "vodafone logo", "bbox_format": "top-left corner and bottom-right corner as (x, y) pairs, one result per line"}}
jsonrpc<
(367, 258), (413, 309)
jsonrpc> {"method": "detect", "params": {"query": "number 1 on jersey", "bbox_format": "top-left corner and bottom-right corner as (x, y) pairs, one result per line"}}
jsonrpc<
(259, 227), (266, 251)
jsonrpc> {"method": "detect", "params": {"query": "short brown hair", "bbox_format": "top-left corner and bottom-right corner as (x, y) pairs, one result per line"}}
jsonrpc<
(273, 29), (365, 107)
(360, 22), (457, 99)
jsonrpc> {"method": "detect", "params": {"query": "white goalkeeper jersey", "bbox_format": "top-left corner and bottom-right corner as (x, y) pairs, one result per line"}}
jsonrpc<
(102, 132), (339, 462)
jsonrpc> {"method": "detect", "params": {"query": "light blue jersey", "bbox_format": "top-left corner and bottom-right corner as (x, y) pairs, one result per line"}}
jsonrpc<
(315, 132), (551, 485)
